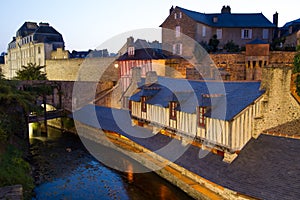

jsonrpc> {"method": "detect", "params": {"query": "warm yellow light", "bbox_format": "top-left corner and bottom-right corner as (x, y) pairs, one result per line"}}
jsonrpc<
(114, 63), (119, 68)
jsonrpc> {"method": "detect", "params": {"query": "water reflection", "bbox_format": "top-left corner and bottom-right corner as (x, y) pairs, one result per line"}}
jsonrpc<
(31, 125), (193, 200)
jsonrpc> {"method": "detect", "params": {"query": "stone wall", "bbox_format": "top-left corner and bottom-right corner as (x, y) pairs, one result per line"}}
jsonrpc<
(45, 57), (119, 82)
(254, 65), (300, 135)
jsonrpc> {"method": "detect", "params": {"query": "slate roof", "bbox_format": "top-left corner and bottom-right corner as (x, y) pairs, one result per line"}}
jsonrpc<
(117, 48), (167, 61)
(0, 56), (4, 64)
(247, 38), (269, 44)
(280, 18), (300, 37)
(130, 77), (264, 121)
(11, 21), (64, 45)
(73, 105), (300, 200)
(117, 38), (167, 61)
(176, 6), (276, 28)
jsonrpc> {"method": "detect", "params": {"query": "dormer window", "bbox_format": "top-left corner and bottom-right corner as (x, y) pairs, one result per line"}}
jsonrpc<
(169, 101), (177, 120)
(289, 26), (293, 34)
(128, 46), (135, 56)
(213, 17), (218, 23)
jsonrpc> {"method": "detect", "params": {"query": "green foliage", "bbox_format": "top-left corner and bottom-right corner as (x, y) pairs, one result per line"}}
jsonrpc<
(294, 52), (300, 73)
(224, 40), (240, 52)
(62, 117), (75, 129)
(0, 145), (34, 199)
(15, 63), (47, 81)
(270, 37), (286, 50)
(208, 34), (220, 52)
(198, 41), (212, 53)
(0, 81), (35, 113)
(294, 44), (300, 97)
(296, 74), (300, 96)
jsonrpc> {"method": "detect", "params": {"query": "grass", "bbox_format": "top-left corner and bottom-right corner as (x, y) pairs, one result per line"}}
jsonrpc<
(0, 144), (34, 199)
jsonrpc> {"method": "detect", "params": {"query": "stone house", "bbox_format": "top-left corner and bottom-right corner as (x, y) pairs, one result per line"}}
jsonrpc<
(160, 6), (276, 57)
(279, 18), (300, 48)
(5, 22), (64, 79)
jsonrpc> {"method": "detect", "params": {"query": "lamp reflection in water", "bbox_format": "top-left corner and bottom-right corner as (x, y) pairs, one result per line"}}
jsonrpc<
(127, 163), (134, 183)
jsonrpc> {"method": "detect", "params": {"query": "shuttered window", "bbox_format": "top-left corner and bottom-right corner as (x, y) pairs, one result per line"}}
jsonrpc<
(141, 96), (147, 112)
(169, 101), (177, 120)
(241, 29), (252, 39)
(198, 107), (206, 127)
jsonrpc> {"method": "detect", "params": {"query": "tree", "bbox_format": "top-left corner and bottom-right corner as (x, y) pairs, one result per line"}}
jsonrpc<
(208, 34), (220, 52)
(224, 40), (240, 52)
(15, 63), (47, 80)
(0, 80), (35, 142)
(15, 63), (51, 133)
(294, 44), (300, 96)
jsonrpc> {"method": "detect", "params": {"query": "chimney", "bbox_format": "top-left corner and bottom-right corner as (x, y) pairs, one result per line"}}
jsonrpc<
(127, 36), (135, 56)
(273, 12), (278, 27)
(131, 67), (141, 83)
(221, 5), (231, 14)
(39, 22), (49, 27)
(170, 6), (174, 15)
(145, 71), (158, 85)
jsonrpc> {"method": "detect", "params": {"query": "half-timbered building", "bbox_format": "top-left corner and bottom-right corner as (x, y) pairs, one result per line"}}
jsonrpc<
(129, 75), (265, 162)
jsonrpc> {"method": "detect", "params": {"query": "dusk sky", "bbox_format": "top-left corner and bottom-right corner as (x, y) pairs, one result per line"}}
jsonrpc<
(1, 0), (299, 53)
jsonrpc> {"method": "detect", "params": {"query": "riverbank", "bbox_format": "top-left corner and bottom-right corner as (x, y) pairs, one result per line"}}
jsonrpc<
(30, 126), (194, 200)
(75, 121), (250, 200)
(0, 143), (34, 200)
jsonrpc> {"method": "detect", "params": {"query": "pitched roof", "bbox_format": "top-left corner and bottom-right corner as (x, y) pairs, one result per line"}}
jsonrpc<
(117, 48), (167, 61)
(130, 77), (264, 121)
(280, 18), (300, 37)
(175, 6), (276, 28)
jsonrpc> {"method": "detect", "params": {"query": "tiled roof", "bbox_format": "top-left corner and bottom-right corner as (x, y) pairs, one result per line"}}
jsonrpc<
(177, 6), (276, 28)
(130, 77), (264, 120)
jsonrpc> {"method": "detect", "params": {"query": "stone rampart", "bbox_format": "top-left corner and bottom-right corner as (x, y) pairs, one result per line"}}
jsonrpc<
(45, 57), (119, 82)
(255, 65), (300, 135)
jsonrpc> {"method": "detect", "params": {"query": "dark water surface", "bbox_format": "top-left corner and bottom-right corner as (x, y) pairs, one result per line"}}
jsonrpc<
(30, 126), (193, 200)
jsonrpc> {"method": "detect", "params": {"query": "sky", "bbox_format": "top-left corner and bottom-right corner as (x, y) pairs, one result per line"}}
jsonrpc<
(0, 0), (299, 53)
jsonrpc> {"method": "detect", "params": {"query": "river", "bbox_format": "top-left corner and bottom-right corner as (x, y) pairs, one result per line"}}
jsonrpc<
(29, 125), (194, 200)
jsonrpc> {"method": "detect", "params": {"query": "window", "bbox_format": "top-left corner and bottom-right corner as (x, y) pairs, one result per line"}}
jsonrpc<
(241, 29), (252, 39)
(263, 29), (269, 39)
(216, 29), (222, 39)
(141, 96), (147, 112)
(289, 26), (293, 34)
(175, 26), (181, 37)
(169, 101), (177, 120)
(38, 46), (41, 54)
(174, 12), (182, 19)
(128, 46), (135, 56)
(172, 43), (182, 55)
(198, 107), (206, 127)
(202, 25), (206, 37)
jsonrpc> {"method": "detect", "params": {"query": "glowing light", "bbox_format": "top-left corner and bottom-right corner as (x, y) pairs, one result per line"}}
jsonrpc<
(114, 63), (119, 68)
(127, 163), (134, 183)
(29, 123), (34, 138)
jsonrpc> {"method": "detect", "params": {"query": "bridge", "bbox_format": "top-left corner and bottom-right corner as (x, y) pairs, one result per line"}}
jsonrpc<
(28, 109), (65, 123)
